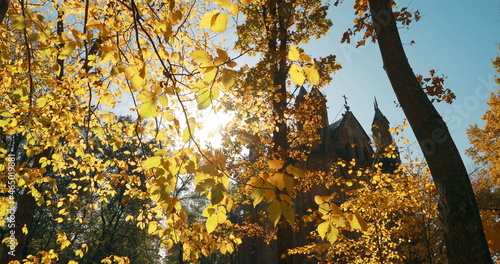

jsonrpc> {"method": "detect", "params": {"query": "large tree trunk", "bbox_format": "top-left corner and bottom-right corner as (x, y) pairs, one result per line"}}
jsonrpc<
(1, 149), (51, 263)
(266, 0), (295, 263)
(367, 0), (492, 262)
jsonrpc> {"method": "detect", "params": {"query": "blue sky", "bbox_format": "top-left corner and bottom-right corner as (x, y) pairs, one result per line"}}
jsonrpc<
(305, 0), (499, 171)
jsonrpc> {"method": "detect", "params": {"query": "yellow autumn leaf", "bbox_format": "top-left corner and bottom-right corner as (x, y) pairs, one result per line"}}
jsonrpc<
(215, 0), (231, 8)
(148, 221), (158, 234)
(288, 45), (300, 61)
(267, 201), (282, 226)
(317, 221), (329, 239)
(268, 159), (285, 170)
(230, 3), (240, 16)
(221, 72), (235, 90)
(200, 10), (220, 29)
(290, 64), (305, 86)
(143, 156), (161, 169)
(240, 0), (251, 5)
(158, 94), (169, 108)
(285, 165), (304, 178)
(211, 13), (229, 33)
(197, 90), (212, 110)
(22, 225), (28, 234)
(272, 173), (286, 190)
(206, 213), (218, 234)
(12, 17), (26, 29)
(327, 225), (339, 243)
(190, 50), (213, 64)
(304, 66), (320, 85)
(349, 213), (368, 231)
(60, 42), (76, 56)
(130, 76), (144, 90)
(138, 100), (158, 119)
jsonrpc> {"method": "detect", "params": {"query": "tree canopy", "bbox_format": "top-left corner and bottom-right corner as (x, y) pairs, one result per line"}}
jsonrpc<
(0, 0), (496, 263)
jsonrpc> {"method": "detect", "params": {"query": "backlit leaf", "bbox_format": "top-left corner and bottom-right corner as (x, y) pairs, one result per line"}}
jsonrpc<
(139, 100), (158, 119)
(143, 156), (161, 169)
(288, 46), (300, 61)
(317, 221), (329, 239)
(190, 50), (213, 64)
(290, 64), (305, 86)
(211, 13), (229, 33)
(230, 3), (240, 16)
(206, 213), (218, 234)
(304, 66), (320, 85)
(200, 10), (220, 29)
(215, 0), (231, 8)
(267, 201), (282, 226)
(222, 72), (235, 90)
(349, 213), (368, 231)
(268, 159), (285, 170)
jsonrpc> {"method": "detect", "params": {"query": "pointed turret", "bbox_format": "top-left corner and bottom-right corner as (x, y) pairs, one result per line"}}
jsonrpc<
(371, 98), (400, 172)
(371, 98), (392, 153)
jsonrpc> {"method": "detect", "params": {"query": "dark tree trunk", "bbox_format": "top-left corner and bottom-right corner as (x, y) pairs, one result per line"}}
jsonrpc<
(1, 149), (51, 263)
(367, 0), (492, 263)
(266, 0), (294, 261)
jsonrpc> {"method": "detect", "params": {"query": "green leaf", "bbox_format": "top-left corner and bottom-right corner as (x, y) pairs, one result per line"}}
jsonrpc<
(206, 213), (218, 234)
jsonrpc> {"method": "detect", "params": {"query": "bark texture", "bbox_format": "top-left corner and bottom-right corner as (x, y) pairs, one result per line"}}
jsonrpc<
(367, 0), (492, 262)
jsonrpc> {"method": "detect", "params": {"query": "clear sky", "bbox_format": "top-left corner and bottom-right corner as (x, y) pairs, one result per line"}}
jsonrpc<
(305, 0), (499, 172)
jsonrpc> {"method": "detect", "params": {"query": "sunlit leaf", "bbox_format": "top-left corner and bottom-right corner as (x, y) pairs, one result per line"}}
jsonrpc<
(138, 100), (158, 119)
(317, 221), (329, 239)
(200, 10), (220, 29)
(190, 50), (213, 64)
(143, 156), (161, 169)
(211, 13), (229, 33)
(349, 213), (368, 231)
(290, 64), (305, 86)
(288, 46), (300, 61)
(206, 213), (218, 234)
(222, 72), (235, 90)
(304, 66), (320, 85)
(215, 0), (231, 8)
(268, 159), (285, 170)
(230, 3), (240, 16)
(267, 201), (282, 226)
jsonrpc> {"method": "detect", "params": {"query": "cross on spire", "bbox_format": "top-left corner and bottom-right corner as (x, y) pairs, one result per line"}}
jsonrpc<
(342, 94), (350, 112)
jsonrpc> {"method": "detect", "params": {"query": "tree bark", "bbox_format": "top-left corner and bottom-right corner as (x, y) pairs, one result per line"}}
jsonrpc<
(367, 0), (492, 263)
(1, 149), (51, 263)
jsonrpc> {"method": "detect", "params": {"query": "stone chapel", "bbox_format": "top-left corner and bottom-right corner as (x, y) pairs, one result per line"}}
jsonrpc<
(237, 87), (400, 263)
